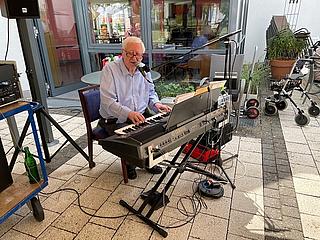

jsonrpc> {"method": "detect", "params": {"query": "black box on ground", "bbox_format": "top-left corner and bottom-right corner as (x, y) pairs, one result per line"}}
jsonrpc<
(0, 137), (13, 192)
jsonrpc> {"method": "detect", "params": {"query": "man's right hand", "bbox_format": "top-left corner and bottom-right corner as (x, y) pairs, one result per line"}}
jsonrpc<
(128, 111), (145, 125)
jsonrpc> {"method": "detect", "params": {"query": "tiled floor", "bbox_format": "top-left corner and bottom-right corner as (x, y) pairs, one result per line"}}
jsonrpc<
(0, 88), (320, 239)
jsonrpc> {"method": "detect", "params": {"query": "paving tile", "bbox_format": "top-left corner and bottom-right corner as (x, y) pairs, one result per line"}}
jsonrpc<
(227, 233), (254, 240)
(112, 219), (153, 240)
(239, 162), (263, 179)
(105, 160), (125, 175)
(264, 196), (281, 209)
(200, 196), (231, 219)
(126, 169), (153, 188)
(108, 184), (143, 205)
(150, 215), (192, 240)
(311, 150), (320, 162)
(282, 216), (303, 231)
(232, 191), (264, 216)
(296, 193), (320, 216)
(0, 214), (22, 237)
(14, 204), (31, 217)
(74, 222), (115, 240)
(62, 174), (96, 194)
(172, 179), (196, 197)
(93, 152), (117, 165)
(235, 176), (263, 196)
(290, 164), (320, 181)
(37, 226), (75, 240)
(190, 213), (228, 240)
(265, 206), (282, 220)
(238, 150), (262, 165)
(293, 177), (320, 197)
(280, 195), (298, 208)
(77, 186), (111, 210)
(239, 141), (262, 153)
(282, 128), (307, 144)
(42, 190), (78, 213)
(40, 177), (66, 194)
(52, 205), (93, 234)
(77, 163), (109, 178)
(285, 142), (311, 155)
(300, 213), (320, 239)
(13, 209), (59, 237)
(92, 171), (123, 191)
(287, 152), (315, 167)
(282, 229), (304, 240)
(228, 210), (264, 239)
(0, 229), (35, 240)
(306, 141), (319, 151)
(90, 201), (128, 230)
(281, 205), (301, 219)
(49, 164), (82, 181)
(264, 188), (280, 199)
(66, 153), (89, 167)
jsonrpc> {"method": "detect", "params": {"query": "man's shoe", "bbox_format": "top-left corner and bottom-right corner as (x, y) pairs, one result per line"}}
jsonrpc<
(127, 167), (137, 180)
(146, 165), (163, 174)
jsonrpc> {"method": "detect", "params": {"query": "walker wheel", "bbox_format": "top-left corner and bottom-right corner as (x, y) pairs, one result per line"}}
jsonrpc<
(264, 103), (278, 116)
(246, 106), (260, 119)
(275, 99), (288, 111)
(245, 98), (259, 108)
(30, 197), (44, 222)
(308, 105), (320, 117)
(295, 113), (310, 126)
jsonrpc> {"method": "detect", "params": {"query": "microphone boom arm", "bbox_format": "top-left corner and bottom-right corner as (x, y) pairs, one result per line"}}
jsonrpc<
(153, 29), (242, 70)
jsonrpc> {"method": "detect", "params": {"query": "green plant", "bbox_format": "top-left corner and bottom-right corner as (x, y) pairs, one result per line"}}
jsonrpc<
(155, 81), (195, 99)
(268, 29), (306, 60)
(242, 62), (269, 94)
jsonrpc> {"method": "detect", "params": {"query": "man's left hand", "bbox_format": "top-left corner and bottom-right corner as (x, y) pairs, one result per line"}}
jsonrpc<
(155, 102), (172, 113)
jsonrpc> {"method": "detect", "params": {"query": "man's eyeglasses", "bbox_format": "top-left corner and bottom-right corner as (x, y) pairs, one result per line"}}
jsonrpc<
(123, 50), (144, 59)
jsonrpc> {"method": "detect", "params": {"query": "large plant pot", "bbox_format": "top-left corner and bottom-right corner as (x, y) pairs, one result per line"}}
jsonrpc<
(270, 59), (295, 80)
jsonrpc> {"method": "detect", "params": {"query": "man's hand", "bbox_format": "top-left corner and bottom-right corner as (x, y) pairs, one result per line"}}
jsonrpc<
(128, 111), (145, 124)
(155, 102), (172, 113)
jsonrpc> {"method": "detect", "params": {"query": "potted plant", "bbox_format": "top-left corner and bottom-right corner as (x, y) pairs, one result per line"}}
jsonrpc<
(267, 29), (306, 80)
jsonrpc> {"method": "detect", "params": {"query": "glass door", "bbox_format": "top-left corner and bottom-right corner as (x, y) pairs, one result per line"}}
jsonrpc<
(37, 0), (85, 96)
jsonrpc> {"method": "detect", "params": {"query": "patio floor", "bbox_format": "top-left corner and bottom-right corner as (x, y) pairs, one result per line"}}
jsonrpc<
(0, 81), (320, 240)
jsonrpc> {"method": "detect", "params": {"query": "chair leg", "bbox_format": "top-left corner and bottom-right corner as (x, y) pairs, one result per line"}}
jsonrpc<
(88, 140), (96, 168)
(121, 158), (128, 183)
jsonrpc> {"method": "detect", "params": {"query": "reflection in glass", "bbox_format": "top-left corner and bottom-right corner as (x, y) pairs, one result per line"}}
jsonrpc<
(152, 0), (230, 49)
(39, 0), (83, 90)
(87, 0), (141, 44)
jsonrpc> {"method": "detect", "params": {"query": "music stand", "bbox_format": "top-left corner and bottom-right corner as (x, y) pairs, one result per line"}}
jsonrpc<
(118, 87), (234, 237)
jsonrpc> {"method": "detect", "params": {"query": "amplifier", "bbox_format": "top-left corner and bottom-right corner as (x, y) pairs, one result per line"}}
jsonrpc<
(0, 61), (23, 107)
(0, 137), (13, 192)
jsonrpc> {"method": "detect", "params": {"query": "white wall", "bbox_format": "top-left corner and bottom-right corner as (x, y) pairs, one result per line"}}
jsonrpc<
(244, 0), (320, 63)
(0, 16), (29, 91)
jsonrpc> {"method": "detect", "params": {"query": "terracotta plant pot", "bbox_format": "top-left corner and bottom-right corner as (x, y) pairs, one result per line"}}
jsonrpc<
(270, 59), (295, 80)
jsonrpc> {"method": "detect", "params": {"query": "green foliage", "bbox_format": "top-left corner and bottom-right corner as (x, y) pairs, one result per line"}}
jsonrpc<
(155, 81), (195, 99)
(242, 62), (269, 94)
(268, 29), (307, 60)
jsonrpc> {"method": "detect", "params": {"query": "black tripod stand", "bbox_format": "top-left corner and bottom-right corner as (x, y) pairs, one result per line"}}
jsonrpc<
(9, 102), (90, 172)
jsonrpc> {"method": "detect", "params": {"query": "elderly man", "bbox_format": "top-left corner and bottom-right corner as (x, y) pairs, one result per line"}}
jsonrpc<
(99, 36), (171, 180)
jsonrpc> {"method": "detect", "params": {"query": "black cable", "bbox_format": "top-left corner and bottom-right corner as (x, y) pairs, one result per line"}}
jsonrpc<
(4, 18), (10, 61)
(41, 188), (134, 219)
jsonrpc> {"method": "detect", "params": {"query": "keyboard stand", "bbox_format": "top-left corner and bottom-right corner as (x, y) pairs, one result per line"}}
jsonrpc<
(119, 132), (234, 237)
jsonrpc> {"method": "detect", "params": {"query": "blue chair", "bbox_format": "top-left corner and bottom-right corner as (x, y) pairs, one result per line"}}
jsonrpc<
(78, 85), (128, 182)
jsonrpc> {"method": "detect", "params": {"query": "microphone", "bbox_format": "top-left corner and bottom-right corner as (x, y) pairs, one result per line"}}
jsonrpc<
(137, 62), (152, 83)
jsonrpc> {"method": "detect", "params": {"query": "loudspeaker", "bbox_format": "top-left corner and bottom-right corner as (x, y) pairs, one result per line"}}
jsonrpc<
(0, 0), (40, 19)
(0, 137), (13, 192)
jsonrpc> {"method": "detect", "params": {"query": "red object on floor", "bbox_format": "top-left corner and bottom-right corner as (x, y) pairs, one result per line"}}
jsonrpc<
(183, 143), (219, 163)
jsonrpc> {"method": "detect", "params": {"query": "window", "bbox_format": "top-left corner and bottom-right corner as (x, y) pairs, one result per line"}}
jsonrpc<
(87, 0), (141, 44)
(151, 0), (230, 49)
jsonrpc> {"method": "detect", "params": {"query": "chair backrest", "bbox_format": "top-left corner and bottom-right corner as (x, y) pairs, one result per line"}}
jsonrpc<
(78, 85), (101, 125)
